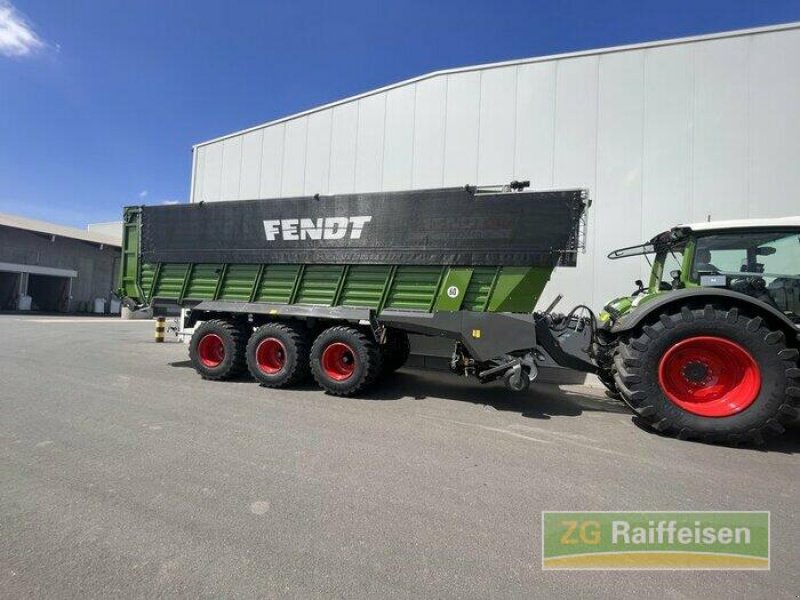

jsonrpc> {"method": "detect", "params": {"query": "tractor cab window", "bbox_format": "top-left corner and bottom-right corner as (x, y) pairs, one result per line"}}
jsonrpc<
(692, 230), (800, 321)
(662, 250), (684, 281)
(651, 248), (685, 291)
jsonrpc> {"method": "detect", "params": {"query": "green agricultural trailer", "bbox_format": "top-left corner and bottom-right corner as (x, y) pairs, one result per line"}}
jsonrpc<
(120, 185), (800, 445)
(120, 183), (594, 390)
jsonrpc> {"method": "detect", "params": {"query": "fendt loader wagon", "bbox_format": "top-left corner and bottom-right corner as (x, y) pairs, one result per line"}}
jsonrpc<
(119, 184), (800, 445)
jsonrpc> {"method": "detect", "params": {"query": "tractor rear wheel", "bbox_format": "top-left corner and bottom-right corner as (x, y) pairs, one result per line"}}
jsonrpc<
(189, 319), (249, 381)
(246, 322), (310, 388)
(613, 305), (800, 445)
(310, 326), (383, 396)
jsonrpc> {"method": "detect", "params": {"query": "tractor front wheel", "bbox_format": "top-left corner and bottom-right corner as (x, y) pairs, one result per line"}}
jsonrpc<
(613, 305), (800, 445)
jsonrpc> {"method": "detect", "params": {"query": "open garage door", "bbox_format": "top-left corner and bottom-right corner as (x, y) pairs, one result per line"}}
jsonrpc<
(0, 271), (19, 309)
(27, 274), (71, 312)
(0, 262), (77, 313)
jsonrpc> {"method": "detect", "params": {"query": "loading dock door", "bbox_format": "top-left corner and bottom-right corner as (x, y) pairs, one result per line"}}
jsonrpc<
(0, 262), (78, 312)
(0, 271), (19, 309)
(27, 274), (70, 312)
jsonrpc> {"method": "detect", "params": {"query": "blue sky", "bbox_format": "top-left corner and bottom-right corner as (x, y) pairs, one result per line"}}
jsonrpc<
(1, 0), (799, 227)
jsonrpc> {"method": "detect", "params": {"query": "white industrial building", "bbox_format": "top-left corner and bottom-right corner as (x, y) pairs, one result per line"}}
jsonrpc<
(188, 22), (800, 311)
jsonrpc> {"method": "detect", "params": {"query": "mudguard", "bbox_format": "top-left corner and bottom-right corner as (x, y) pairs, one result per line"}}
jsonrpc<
(379, 310), (538, 363)
(611, 288), (799, 338)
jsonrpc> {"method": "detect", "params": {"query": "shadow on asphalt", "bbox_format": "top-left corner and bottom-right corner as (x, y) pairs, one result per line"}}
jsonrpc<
(630, 416), (800, 454)
(169, 359), (627, 419)
(168, 360), (800, 453)
(765, 429), (800, 454)
(363, 370), (631, 420)
(169, 360), (195, 368)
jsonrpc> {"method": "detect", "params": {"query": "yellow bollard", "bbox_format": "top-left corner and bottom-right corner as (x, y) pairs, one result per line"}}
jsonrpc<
(154, 317), (165, 342)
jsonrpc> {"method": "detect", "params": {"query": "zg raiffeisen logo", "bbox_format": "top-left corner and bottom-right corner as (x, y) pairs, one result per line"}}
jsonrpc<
(542, 511), (769, 570)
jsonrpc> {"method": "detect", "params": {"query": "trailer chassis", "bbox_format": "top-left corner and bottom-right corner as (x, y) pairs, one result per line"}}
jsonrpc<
(176, 299), (597, 392)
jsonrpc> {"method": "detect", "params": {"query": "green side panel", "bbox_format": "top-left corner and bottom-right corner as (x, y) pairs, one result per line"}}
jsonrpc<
(295, 265), (344, 306)
(219, 264), (261, 301)
(433, 267), (473, 312)
(139, 261), (552, 314)
(487, 266), (553, 313)
(255, 265), (300, 303)
(184, 264), (222, 300)
(339, 265), (392, 309)
(140, 263), (156, 302)
(384, 266), (444, 311)
(462, 267), (498, 312)
(119, 207), (142, 301)
(153, 263), (190, 299)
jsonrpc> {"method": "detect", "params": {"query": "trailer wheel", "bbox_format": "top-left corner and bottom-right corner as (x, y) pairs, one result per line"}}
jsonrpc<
(189, 319), (248, 381)
(310, 326), (383, 396)
(382, 329), (411, 373)
(246, 322), (310, 388)
(613, 304), (800, 445)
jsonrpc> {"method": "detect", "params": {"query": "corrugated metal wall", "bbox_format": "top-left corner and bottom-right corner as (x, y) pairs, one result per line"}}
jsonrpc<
(191, 24), (800, 311)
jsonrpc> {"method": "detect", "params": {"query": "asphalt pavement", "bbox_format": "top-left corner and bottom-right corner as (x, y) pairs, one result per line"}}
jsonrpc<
(1, 315), (798, 598)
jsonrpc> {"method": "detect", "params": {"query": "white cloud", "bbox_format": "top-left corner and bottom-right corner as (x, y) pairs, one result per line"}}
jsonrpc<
(161, 200), (181, 205)
(138, 190), (148, 198)
(0, 1), (44, 58)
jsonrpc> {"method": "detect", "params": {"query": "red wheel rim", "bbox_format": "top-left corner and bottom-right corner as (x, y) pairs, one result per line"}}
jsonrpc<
(658, 336), (761, 417)
(321, 342), (356, 381)
(197, 333), (225, 368)
(256, 337), (287, 375)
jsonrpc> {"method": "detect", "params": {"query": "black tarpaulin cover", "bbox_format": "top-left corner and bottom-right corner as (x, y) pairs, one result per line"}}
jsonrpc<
(139, 187), (587, 267)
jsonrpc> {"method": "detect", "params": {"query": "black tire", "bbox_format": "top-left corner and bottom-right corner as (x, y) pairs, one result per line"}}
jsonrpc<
(382, 329), (411, 373)
(189, 319), (249, 381)
(310, 326), (383, 396)
(503, 367), (531, 392)
(597, 369), (622, 400)
(594, 345), (622, 400)
(613, 304), (800, 445)
(246, 322), (310, 388)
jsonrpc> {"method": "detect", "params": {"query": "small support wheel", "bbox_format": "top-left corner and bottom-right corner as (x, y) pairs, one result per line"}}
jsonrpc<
(503, 367), (530, 392)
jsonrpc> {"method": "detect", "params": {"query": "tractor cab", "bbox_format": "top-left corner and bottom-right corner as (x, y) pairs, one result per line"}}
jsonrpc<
(604, 217), (800, 324)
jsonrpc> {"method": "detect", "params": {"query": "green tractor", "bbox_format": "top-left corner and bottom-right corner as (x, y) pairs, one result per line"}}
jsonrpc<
(594, 217), (800, 444)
